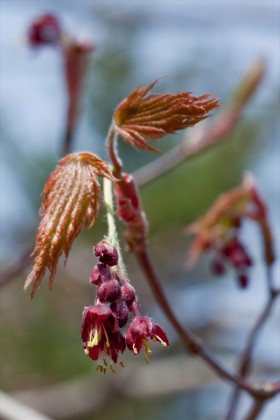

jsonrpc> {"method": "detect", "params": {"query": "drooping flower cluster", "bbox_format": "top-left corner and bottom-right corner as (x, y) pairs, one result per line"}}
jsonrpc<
(211, 238), (253, 288)
(186, 174), (274, 288)
(82, 240), (169, 372)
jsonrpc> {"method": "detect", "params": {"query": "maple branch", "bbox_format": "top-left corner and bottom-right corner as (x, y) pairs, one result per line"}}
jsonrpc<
(0, 245), (33, 287)
(135, 249), (280, 400)
(133, 59), (265, 187)
(244, 399), (266, 420)
(225, 267), (280, 419)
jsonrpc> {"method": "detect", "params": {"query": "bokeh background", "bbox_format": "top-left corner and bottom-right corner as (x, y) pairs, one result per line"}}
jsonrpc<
(0, 1), (279, 419)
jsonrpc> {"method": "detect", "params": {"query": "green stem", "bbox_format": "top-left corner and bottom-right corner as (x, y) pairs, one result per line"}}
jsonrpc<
(103, 177), (126, 277)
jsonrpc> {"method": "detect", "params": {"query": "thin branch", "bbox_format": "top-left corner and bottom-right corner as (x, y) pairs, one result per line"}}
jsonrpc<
(244, 399), (266, 420)
(62, 123), (75, 155)
(135, 249), (280, 400)
(0, 245), (33, 287)
(133, 109), (239, 187)
(225, 265), (280, 420)
(225, 289), (279, 419)
(239, 291), (278, 377)
(12, 355), (217, 419)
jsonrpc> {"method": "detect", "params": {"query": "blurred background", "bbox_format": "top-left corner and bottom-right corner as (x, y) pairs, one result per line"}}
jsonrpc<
(0, 1), (279, 419)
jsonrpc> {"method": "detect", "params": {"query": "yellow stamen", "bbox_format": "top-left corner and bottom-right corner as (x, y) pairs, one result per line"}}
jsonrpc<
(143, 339), (152, 363)
(110, 365), (116, 373)
(87, 328), (100, 348)
(84, 349), (89, 355)
(132, 343), (138, 354)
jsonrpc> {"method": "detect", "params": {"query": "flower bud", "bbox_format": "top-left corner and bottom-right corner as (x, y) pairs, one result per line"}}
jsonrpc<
(223, 240), (252, 268)
(89, 264), (111, 285)
(211, 258), (226, 276)
(28, 14), (61, 47)
(121, 283), (136, 307)
(110, 301), (129, 328)
(98, 279), (121, 303)
(238, 273), (249, 288)
(94, 241), (119, 266)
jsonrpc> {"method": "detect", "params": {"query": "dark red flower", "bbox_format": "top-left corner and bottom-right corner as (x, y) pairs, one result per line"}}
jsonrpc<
(28, 14), (61, 47)
(210, 239), (252, 285)
(110, 301), (129, 328)
(89, 264), (111, 285)
(126, 316), (169, 362)
(94, 241), (119, 266)
(81, 303), (125, 371)
(97, 279), (121, 303)
(211, 258), (226, 276)
(121, 283), (136, 307)
(221, 239), (252, 269)
(186, 174), (274, 269)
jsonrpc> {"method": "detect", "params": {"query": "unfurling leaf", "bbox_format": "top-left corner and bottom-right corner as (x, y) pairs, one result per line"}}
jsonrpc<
(24, 152), (114, 298)
(185, 173), (274, 269)
(113, 80), (219, 151)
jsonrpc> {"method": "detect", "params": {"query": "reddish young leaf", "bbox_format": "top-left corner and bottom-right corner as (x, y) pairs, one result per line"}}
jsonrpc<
(113, 80), (219, 151)
(24, 152), (114, 298)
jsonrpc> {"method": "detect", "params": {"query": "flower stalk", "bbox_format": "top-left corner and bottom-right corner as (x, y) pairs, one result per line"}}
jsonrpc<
(103, 176), (126, 276)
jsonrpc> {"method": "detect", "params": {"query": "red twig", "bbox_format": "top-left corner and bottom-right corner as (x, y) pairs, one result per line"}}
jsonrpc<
(225, 263), (279, 420)
(225, 289), (279, 419)
(0, 245), (33, 287)
(135, 249), (280, 400)
(244, 399), (266, 420)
